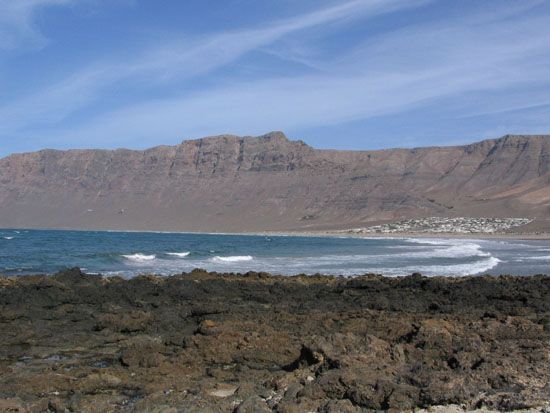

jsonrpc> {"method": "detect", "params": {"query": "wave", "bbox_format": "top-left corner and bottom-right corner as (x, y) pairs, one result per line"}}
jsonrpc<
(305, 245), (490, 264)
(408, 243), (490, 259)
(122, 253), (156, 262)
(412, 256), (502, 276)
(406, 238), (453, 246)
(103, 271), (128, 278)
(353, 256), (502, 277)
(3, 236), (14, 240)
(165, 251), (190, 258)
(401, 238), (492, 259)
(212, 255), (253, 262)
(524, 255), (550, 261)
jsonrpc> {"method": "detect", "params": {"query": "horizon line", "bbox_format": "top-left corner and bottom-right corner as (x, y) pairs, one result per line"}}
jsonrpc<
(2, 132), (550, 158)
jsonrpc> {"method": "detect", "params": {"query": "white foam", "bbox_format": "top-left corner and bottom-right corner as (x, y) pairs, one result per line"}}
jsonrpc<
(3, 236), (14, 240)
(406, 238), (451, 246)
(103, 271), (126, 277)
(408, 243), (490, 259)
(165, 251), (190, 258)
(400, 238), (492, 259)
(524, 255), (550, 261)
(212, 255), (253, 262)
(303, 243), (490, 264)
(343, 256), (503, 277)
(122, 253), (156, 262)
(411, 256), (502, 276)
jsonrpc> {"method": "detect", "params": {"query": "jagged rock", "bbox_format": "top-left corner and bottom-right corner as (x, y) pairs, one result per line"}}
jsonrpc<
(234, 396), (270, 413)
(0, 398), (26, 413)
(0, 269), (548, 411)
(196, 319), (221, 336)
(78, 373), (122, 392)
(119, 335), (165, 368)
(94, 309), (152, 333)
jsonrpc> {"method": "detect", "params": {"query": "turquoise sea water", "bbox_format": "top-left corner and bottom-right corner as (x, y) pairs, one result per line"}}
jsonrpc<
(0, 229), (549, 277)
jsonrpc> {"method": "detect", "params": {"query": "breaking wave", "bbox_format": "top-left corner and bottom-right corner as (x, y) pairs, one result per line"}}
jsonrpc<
(524, 255), (550, 261)
(5, 229), (547, 277)
(410, 256), (502, 276)
(406, 238), (453, 245)
(212, 255), (253, 262)
(408, 243), (490, 259)
(122, 253), (156, 262)
(399, 238), (492, 258)
(165, 252), (190, 258)
(3, 236), (14, 240)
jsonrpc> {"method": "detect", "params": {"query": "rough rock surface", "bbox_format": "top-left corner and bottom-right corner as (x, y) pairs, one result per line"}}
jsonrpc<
(0, 268), (549, 412)
(1, 132), (549, 232)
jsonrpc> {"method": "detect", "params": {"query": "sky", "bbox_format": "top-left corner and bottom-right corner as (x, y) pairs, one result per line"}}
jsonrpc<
(1, 0), (550, 156)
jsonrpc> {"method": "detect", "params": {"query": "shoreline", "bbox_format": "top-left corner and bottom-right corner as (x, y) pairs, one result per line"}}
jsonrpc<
(2, 226), (550, 240)
(257, 229), (550, 241)
(1, 268), (548, 411)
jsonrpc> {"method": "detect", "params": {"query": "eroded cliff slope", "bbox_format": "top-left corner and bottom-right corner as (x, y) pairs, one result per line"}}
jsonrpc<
(0, 132), (549, 231)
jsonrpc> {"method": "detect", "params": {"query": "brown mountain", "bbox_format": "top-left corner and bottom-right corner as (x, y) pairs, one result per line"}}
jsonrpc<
(0, 132), (549, 232)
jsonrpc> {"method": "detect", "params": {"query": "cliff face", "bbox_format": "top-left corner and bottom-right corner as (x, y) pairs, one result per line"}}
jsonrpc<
(0, 132), (549, 231)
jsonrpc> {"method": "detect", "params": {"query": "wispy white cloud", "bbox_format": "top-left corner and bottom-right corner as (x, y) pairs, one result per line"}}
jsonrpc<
(37, 1), (550, 147)
(0, 0), (428, 135)
(0, 0), (74, 50)
(39, 65), (536, 147)
(1, 0), (550, 153)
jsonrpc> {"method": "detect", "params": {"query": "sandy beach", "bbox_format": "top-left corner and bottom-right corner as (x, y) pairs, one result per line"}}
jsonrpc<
(262, 230), (550, 241)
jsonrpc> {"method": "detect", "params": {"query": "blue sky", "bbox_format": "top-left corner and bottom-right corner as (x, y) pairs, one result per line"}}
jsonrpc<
(1, 0), (550, 156)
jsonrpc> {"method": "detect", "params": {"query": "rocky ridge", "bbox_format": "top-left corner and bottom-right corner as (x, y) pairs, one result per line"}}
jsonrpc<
(0, 132), (549, 232)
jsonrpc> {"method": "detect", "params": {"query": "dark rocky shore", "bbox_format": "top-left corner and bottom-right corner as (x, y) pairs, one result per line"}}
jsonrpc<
(0, 269), (549, 412)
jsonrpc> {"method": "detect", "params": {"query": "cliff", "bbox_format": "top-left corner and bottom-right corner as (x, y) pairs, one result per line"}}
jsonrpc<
(1, 132), (549, 231)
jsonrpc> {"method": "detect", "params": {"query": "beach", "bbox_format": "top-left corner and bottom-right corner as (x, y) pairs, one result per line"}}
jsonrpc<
(261, 230), (550, 241)
(1, 268), (548, 412)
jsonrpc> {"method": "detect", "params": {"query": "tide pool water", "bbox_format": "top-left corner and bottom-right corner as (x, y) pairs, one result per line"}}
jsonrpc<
(0, 229), (549, 277)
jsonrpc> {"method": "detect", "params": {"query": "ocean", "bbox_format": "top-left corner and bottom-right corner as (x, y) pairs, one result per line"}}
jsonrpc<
(0, 229), (549, 277)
